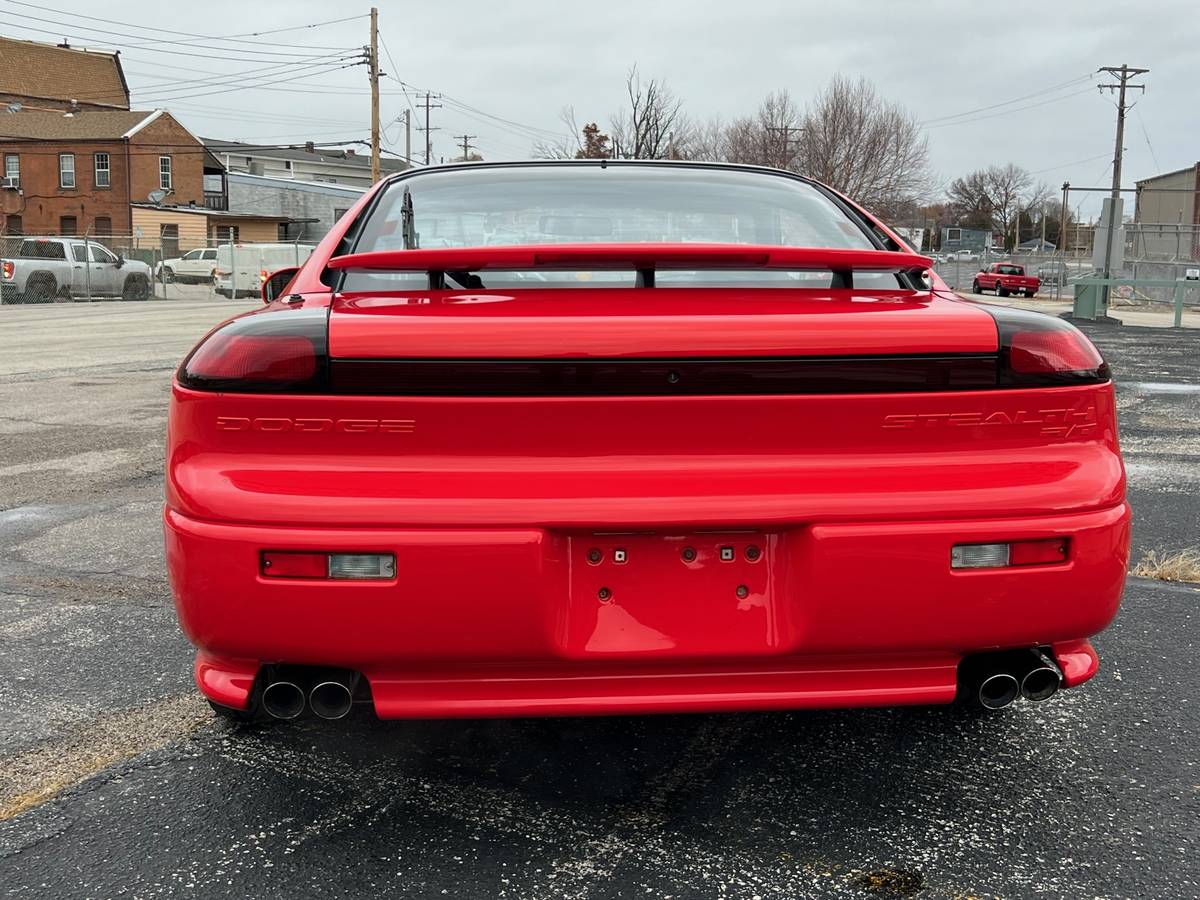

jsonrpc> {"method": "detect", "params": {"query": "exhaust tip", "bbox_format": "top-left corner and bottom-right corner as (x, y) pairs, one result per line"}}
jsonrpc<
(978, 672), (1020, 710)
(1021, 666), (1061, 702)
(262, 680), (306, 720)
(309, 680), (353, 720)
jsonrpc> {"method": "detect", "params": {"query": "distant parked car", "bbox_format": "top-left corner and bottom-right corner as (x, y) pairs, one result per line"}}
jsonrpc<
(157, 248), (218, 284)
(1, 237), (152, 302)
(213, 242), (316, 298)
(972, 262), (1041, 298)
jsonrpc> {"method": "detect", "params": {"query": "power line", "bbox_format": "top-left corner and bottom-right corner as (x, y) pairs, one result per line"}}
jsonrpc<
(923, 88), (1095, 130)
(1134, 108), (1162, 173)
(131, 60), (366, 104)
(921, 73), (1095, 125)
(2, 1), (365, 47)
(0, 6), (360, 61)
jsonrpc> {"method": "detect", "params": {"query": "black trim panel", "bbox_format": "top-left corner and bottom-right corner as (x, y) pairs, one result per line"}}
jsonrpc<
(330, 355), (1001, 396)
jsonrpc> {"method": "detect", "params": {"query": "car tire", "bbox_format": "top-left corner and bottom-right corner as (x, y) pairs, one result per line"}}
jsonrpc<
(971, 280), (982, 294)
(997, 284), (1009, 297)
(21, 274), (56, 304)
(161, 266), (175, 283)
(122, 274), (150, 301)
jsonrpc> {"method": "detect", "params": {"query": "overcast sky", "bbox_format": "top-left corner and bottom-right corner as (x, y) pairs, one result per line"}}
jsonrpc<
(7, 0), (1198, 219)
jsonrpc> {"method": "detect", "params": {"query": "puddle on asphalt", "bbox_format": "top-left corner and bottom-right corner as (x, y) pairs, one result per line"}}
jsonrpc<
(1122, 382), (1200, 395)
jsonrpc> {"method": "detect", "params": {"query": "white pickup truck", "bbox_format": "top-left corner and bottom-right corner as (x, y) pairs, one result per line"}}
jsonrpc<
(1, 237), (154, 303)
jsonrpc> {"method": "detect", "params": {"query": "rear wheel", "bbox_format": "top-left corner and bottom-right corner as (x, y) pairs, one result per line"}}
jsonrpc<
(997, 283), (1009, 297)
(123, 274), (150, 301)
(161, 266), (175, 283)
(22, 275), (55, 304)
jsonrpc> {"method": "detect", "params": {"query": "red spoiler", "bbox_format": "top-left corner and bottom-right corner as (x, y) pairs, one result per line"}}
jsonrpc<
(327, 243), (933, 277)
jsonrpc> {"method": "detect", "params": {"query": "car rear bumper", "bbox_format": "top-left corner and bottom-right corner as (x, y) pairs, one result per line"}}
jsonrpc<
(166, 501), (1129, 716)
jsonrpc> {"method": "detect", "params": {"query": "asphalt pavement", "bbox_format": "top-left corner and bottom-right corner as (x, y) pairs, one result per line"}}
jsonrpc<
(0, 300), (1197, 899)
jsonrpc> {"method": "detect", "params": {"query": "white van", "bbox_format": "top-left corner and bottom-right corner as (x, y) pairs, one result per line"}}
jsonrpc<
(214, 243), (316, 298)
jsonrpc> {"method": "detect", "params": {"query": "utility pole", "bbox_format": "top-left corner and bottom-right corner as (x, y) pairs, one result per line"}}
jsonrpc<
(368, 7), (380, 183)
(1097, 63), (1148, 308)
(1060, 182), (1070, 253)
(765, 125), (802, 168)
(403, 109), (411, 168)
(417, 92), (443, 166)
(453, 133), (477, 161)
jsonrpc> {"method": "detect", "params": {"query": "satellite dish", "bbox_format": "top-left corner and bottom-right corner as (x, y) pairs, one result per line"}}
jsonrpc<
(148, 190), (167, 204)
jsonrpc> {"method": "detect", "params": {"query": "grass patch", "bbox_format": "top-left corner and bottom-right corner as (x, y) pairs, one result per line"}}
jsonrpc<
(1131, 548), (1200, 584)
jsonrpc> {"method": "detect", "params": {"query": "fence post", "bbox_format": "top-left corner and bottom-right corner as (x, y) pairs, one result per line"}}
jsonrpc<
(1174, 281), (1185, 328)
(82, 227), (92, 301)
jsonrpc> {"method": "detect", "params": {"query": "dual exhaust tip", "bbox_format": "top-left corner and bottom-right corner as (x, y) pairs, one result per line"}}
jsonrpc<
(261, 670), (357, 720)
(969, 649), (1063, 711)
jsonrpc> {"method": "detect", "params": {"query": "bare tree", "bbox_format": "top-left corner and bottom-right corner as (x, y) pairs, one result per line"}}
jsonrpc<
(710, 90), (805, 169)
(797, 76), (932, 218)
(609, 65), (690, 160)
(531, 106), (585, 159)
(947, 164), (1051, 248)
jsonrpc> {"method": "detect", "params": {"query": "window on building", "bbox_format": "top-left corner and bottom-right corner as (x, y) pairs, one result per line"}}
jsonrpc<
(59, 154), (75, 189)
(94, 217), (112, 238)
(947, 228), (961, 242)
(159, 156), (173, 191)
(4, 215), (21, 235)
(333, 208), (349, 221)
(60, 216), (77, 235)
(160, 223), (179, 257)
(4, 154), (18, 188)
(214, 225), (239, 243)
(94, 153), (111, 188)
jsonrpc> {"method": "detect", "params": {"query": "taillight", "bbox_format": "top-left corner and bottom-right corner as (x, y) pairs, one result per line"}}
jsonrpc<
(1, 260), (13, 280)
(260, 269), (269, 283)
(177, 307), (328, 393)
(982, 305), (1110, 386)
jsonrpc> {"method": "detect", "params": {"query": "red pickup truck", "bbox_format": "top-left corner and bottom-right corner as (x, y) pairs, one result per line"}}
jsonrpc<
(973, 263), (1040, 297)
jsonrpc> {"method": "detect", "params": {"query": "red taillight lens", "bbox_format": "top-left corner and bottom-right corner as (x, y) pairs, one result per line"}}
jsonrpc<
(984, 305), (1110, 386)
(1009, 538), (1069, 566)
(1, 260), (13, 280)
(187, 335), (316, 382)
(260, 269), (269, 283)
(1008, 330), (1104, 374)
(177, 307), (328, 393)
(262, 551), (327, 578)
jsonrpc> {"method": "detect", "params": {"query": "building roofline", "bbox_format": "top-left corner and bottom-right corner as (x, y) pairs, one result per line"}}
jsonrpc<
(225, 171), (366, 196)
(1135, 163), (1200, 186)
(130, 202), (290, 221)
(122, 110), (164, 139)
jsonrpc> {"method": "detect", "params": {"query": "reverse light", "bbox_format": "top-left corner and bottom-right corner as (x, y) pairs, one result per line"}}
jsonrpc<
(952, 539), (1069, 569)
(262, 552), (396, 579)
(177, 307), (328, 393)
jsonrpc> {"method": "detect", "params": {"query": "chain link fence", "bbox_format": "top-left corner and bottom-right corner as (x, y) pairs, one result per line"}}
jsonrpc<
(2, 231), (315, 304)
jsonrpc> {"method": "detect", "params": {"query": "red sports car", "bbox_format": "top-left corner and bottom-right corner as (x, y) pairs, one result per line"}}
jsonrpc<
(165, 161), (1129, 722)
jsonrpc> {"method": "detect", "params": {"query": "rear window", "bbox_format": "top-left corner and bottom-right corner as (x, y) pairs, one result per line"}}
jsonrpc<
(344, 165), (891, 291)
(996, 264), (1024, 275)
(19, 240), (66, 260)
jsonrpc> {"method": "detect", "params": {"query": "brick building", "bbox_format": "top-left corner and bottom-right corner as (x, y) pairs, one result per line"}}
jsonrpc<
(0, 109), (214, 238)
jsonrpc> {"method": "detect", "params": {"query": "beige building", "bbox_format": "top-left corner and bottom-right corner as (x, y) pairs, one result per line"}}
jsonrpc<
(131, 205), (289, 255)
(1133, 163), (1199, 260)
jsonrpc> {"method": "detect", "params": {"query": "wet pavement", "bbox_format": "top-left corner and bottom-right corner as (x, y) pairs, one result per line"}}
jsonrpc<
(0, 301), (1197, 899)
